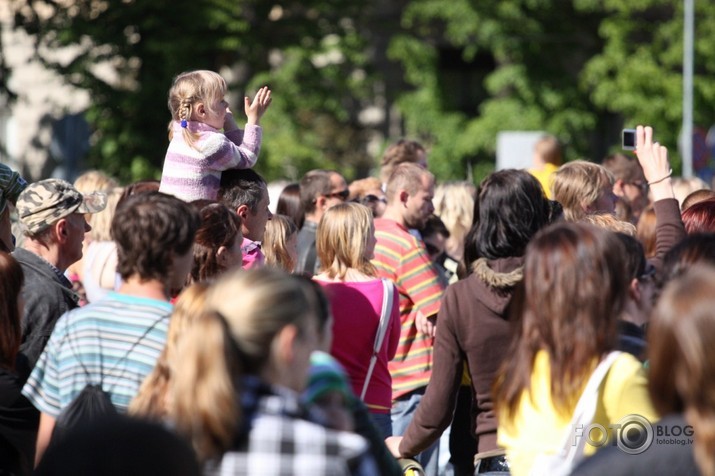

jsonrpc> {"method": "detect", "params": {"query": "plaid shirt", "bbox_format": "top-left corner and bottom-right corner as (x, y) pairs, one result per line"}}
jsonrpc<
(204, 377), (376, 476)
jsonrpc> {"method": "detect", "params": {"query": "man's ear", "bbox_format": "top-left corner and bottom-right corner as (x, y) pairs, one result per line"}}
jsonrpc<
(54, 219), (69, 244)
(315, 195), (328, 212)
(236, 204), (250, 220)
(399, 189), (409, 206)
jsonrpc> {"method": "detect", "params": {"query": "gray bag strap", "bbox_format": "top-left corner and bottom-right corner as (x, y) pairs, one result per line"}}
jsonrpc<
(360, 279), (394, 400)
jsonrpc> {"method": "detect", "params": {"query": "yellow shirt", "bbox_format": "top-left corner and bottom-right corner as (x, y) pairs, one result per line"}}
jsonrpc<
(529, 163), (558, 199)
(497, 351), (657, 476)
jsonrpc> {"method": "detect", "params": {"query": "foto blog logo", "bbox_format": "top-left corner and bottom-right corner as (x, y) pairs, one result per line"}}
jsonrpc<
(573, 414), (654, 455)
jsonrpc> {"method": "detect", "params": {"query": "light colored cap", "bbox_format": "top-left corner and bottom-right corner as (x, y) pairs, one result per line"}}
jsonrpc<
(16, 178), (107, 234)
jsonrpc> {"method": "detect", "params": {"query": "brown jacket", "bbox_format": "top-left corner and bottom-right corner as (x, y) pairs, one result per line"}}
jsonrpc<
(400, 256), (523, 456)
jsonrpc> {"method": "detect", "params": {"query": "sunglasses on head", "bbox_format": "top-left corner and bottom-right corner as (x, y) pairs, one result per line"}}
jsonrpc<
(324, 189), (350, 201)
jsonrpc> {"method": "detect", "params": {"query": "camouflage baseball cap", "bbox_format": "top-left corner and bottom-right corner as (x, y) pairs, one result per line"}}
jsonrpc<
(0, 164), (28, 214)
(17, 178), (107, 234)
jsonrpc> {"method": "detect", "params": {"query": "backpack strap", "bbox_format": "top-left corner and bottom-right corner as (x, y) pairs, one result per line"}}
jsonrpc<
(65, 311), (167, 390)
(360, 279), (394, 400)
(104, 313), (167, 383)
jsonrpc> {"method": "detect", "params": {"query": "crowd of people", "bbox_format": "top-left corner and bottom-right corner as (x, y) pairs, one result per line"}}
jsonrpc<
(1, 67), (715, 476)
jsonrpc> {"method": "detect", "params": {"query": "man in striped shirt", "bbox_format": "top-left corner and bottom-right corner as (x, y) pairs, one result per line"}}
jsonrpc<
(371, 163), (445, 475)
(23, 192), (199, 465)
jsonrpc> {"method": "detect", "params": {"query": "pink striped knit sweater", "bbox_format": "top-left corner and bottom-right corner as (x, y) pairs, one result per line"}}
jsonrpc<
(159, 120), (262, 202)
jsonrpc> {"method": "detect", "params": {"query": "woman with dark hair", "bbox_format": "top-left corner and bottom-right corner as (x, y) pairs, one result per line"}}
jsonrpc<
(188, 201), (243, 284)
(386, 169), (552, 475)
(493, 223), (657, 475)
(276, 182), (304, 229)
(0, 252), (39, 474)
(462, 170), (553, 272)
(575, 265), (715, 475)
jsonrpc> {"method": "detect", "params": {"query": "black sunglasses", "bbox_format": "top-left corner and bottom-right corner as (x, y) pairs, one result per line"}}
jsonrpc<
(324, 189), (350, 201)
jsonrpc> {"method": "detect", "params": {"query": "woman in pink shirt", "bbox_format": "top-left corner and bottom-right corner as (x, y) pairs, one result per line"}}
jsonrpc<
(314, 203), (400, 438)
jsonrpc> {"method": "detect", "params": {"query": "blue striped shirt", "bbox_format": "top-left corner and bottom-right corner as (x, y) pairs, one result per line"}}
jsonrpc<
(22, 293), (171, 416)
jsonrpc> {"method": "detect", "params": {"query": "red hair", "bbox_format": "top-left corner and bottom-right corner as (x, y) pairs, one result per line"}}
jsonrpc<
(682, 197), (715, 234)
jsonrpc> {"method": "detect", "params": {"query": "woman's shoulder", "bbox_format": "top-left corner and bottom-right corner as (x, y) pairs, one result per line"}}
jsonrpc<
(592, 351), (648, 397)
(600, 351), (658, 422)
(442, 272), (513, 309)
(609, 351), (647, 379)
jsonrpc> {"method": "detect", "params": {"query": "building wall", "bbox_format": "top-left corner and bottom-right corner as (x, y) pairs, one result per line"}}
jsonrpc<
(1, 2), (91, 181)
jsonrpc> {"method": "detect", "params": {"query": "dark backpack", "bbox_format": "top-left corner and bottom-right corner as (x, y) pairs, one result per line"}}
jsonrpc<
(50, 314), (164, 443)
(52, 384), (117, 443)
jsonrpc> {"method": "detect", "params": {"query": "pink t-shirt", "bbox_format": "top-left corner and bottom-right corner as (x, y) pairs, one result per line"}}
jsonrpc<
(315, 278), (400, 413)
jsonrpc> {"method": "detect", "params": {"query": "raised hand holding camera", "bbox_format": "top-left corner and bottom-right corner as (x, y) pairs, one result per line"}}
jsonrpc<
(633, 125), (674, 201)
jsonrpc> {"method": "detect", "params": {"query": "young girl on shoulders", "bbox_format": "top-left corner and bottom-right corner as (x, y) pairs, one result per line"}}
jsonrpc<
(159, 70), (271, 202)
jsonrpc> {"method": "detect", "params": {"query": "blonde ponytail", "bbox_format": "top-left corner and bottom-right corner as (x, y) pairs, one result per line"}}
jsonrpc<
(169, 311), (240, 461)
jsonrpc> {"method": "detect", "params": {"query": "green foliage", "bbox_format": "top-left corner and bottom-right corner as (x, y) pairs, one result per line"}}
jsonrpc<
(389, 0), (715, 178)
(250, 24), (377, 182)
(582, 0), (715, 171)
(388, 0), (607, 181)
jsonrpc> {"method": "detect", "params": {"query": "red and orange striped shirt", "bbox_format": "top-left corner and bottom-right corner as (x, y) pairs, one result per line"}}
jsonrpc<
(372, 218), (445, 401)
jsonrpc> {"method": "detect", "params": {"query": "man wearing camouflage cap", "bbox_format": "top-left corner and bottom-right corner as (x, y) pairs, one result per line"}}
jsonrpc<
(0, 164), (28, 252)
(13, 178), (106, 378)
